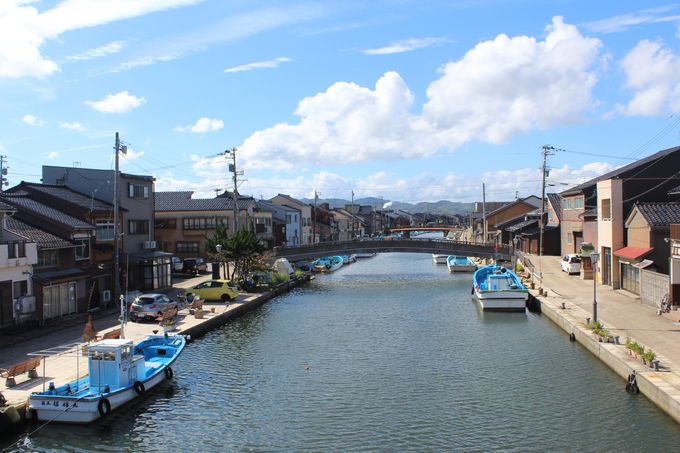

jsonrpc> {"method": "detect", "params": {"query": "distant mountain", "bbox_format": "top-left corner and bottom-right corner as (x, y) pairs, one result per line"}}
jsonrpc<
(300, 197), (474, 215)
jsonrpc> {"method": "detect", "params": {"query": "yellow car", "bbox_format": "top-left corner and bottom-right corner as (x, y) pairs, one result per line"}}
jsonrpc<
(184, 279), (239, 302)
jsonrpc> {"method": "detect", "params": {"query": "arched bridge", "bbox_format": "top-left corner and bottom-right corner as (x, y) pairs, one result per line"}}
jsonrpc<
(273, 238), (510, 262)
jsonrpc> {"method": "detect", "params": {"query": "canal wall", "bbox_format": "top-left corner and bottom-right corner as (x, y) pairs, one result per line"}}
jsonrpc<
(534, 292), (680, 425)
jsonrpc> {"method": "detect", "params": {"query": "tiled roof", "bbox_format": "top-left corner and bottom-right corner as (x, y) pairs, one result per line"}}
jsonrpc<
(18, 182), (113, 211)
(635, 202), (680, 227)
(0, 201), (15, 211)
(270, 193), (309, 209)
(486, 196), (541, 218)
(155, 191), (252, 211)
(547, 193), (563, 221)
(0, 194), (94, 230)
(561, 145), (680, 196)
(5, 217), (75, 249)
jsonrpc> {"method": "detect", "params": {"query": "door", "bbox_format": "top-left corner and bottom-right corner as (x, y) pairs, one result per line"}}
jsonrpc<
(602, 247), (612, 286)
(573, 232), (583, 254)
(0, 281), (13, 326)
(621, 262), (640, 294)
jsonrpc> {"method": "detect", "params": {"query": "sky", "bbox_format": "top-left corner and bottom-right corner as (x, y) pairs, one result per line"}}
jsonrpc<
(3, 1), (680, 204)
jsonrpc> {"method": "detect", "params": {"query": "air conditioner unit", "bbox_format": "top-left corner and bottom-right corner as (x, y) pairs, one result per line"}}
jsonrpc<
(18, 296), (36, 314)
(101, 290), (111, 303)
(143, 240), (157, 250)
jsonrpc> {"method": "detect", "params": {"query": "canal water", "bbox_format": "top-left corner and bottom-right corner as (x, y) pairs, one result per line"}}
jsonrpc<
(7, 253), (680, 452)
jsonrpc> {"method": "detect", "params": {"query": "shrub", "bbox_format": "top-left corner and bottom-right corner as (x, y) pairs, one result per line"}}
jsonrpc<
(516, 262), (524, 273)
(272, 272), (289, 284)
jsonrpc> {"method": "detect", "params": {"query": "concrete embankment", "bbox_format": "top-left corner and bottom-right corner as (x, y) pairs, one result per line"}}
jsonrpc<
(532, 291), (680, 425)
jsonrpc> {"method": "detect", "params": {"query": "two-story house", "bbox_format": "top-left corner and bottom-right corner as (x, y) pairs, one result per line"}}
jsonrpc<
(269, 194), (312, 244)
(0, 202), (38, 331)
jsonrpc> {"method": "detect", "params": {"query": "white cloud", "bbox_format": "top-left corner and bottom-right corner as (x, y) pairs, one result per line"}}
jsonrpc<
(47, 151), (59, 159)
(240, 17), (603, 169)
(582, 7), (680, 34)
(362, 37), (447, 55)
(109, 52), (183, 73)
(58, 121), (83, 130)
(212, 163), (613, 203)
(66, 40), (126, 60)
(174, 117), (224, 133)
(0, 0), (203, 78)
(85, 91), (146, 113)
(22, 113), (46, 126)
(620, 39), (680, 116)
(224, 57), (292, 73)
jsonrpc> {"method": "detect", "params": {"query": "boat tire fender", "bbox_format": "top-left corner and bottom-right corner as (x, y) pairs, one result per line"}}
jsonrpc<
(98, 398), (111, 417)
(625, 373), (639, 394)
(165, 366), (174, 380)
(569, 332), (576, 342)
(134, 381), (145, 395)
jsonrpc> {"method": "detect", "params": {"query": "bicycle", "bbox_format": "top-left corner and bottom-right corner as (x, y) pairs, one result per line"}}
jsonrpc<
(658, 294), (671, 315)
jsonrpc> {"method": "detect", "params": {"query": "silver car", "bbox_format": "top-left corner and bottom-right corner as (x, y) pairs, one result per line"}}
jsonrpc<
(129, 293), (178, 322)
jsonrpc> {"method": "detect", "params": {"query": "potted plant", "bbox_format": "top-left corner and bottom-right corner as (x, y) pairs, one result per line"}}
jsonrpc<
(642, 350), (656, 367)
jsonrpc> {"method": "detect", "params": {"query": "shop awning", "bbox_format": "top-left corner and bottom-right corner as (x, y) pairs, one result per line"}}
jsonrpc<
(613, 246), (653, 260)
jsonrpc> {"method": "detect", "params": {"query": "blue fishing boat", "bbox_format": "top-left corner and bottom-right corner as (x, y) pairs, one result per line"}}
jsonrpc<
(472, 265), (528, 311)
(29, 333), (186, 424)
(446, 255), (477, 273)
(340, 254), (356, 265)
(313, 256), (343, 273)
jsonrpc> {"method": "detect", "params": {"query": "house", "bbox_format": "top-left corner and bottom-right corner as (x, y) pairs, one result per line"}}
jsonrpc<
(0, 202), (38, 332)
(483, 196), (542, 244)
(255, 200), (295, 247)
(331, 207), (366, 240)
(269, 194), (312, 244)
(155, 191), (252, 257)
(560, 145), (680, 288)
(620, 203), (680, 298)
(671, 223), (680, 305)
(41, 165), (170, 292)
(0, 192), (97, 325)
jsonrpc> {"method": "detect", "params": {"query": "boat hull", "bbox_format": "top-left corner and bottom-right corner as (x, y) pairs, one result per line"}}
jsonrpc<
(449, 265), (477, 272)
(29, 335), (185, 424)
(473, 289), (528, 311)
(432, 254), (448, 264)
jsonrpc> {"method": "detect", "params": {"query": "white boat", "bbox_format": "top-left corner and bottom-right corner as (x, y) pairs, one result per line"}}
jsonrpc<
(432, 254), (448, 264)
(355, 252), (376, 259)
(472, 265), (528, 311)
(446, 255), (477, 273)
(29, 334), (186, 424)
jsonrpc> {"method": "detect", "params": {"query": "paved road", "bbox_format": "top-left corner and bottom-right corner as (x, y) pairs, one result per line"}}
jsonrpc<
(531, 254), (680, 368)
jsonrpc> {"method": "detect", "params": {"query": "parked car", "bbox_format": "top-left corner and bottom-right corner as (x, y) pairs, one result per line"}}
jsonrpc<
(129, 293), (178, 322)
(184, 279), (239, 302)
(171, 257), (183, 273)
(561, 254), (582, 274)
(182, 258), (208, 274)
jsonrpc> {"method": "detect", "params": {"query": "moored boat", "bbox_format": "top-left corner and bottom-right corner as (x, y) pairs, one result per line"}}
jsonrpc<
(446, 255), (477, 273)
(340, 254), (357, 265)
(313, 256), (343, 273)
(355, 252), (376, 258)
(29, 334), (186, 424)
(472, 265), (528, 311)
(432, 254), (448, 264)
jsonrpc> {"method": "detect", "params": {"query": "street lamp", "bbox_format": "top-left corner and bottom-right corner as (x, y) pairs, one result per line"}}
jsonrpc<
(590, 251), (600, 323)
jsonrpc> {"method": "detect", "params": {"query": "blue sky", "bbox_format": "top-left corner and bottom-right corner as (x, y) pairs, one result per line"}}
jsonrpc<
(3, 1), (680, 203)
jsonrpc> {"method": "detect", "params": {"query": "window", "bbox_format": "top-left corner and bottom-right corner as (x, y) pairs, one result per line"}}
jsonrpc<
(96, 220), (115, 241)
(75, 238), (90, 260)
(128, 220), (149, 235)
(183, 217), (226, 230)
(156, 218), (177, 229)
(13, 280), (28, 299)
(601, 198), (611, 221)
(128, 183), (150, 199)
(568, 235), (573, 244)
(564, 199), (572, 210)
(286, 215), (291, 223)
(7, 243), (15, 259)
(176, 241), (199, 253)
(37, 250), (58, 267)
(574, 197), (583, 209)
(16, 242), (25, 258)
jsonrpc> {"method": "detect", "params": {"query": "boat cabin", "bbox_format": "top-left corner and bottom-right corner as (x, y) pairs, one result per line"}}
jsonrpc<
(88, 339), (144, 392)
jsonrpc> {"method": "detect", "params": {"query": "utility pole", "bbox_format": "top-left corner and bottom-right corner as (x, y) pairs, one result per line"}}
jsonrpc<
(313, 190), (318, 244)
(224, 147), (242, 233)
(351, 190), (355, 239)
(0, 155), (8, 192)
(539, 145), (555, 258)
(482, 183), (486, 244)
(113, 133), (122, 305)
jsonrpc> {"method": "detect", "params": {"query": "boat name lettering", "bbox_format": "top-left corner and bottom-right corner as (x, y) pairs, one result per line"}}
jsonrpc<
(41, 400), (77, 408)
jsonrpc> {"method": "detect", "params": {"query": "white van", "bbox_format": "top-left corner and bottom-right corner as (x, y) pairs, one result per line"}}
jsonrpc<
(561, 254), (581, 274)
